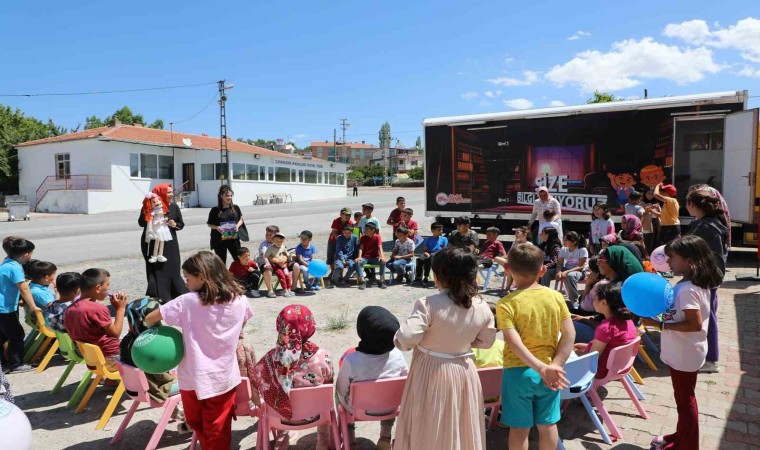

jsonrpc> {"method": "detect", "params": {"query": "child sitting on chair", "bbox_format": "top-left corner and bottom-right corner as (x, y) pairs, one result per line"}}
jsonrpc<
(386, 226), (415, 284)
(229, 247), (261, 298)
(45, 272), (81, 332)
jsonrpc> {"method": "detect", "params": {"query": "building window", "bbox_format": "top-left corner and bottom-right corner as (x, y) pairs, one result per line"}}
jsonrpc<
(140, 154), (158, 179)
(337, 173), (345, 185)
(55, 153), (70, 180)
(233, 163), (247, 180)
(329, 172), (337, 185)
(317, 148), (323, 158)
(298, 170), (304, 183)
(275, 167), (290, 182)
(130, 153), (173, 179)
(259, 166), (267, 181)
(247, 164), (259, 181)
(411, 160), (418, 166)
(233, 163), (262, 181)
(360, 149), (365, 159)
(290, 169), (297, 183)
(201, 163), (226, 180)
(130, 153), (139, 177)
(318, 171), (323, 184)
(158, 155), (173, 179)
(268, 167), (275, 181)
(305, 169), (318, 184)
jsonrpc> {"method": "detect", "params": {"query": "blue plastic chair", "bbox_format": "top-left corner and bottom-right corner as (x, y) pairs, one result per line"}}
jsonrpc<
(386, 259), (415, 285)
(478, 264), (502, 291)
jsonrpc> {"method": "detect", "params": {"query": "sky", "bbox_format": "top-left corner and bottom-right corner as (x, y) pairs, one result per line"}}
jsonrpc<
(1, 1), (758, 149)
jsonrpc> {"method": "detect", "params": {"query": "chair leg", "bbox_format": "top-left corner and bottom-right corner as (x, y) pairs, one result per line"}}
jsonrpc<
(487, 404), (500, 430)
(31, 337), (53, 364)
(580, 394), (613, 445)
(95, 382), (125, 430)
(24, 333), (46, 363)
(642, 330), (660, 353)
(338, 409), (350, 450)
(77, 374), (103, 413)
(638, 346), (658, 371)
(329, 410), (342, 450)
(110, 399), (141, 444)
(557, 437), (567, 450)
(190, 432), (197, 450)
(67, 370), (93, 409)
(145, 396), (181, 450)
(36, 339), (59, 373)
(587, 388), (624, 440)
(629, 366), (644, 385)
(52, 360), (77, 394)
(620, 377), (649, 419)
(626, 374), (646, 400)
(23, 329), (39, 352)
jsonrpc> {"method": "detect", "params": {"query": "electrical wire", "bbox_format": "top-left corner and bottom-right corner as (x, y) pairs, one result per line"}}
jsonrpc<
(169, 91), (219, 126)
(0, 81), (217, 98)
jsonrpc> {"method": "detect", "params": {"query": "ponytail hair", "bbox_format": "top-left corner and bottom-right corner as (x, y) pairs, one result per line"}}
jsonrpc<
(431, 246), (479, 309)
(686, 190), (725, 218)
(564, 231), (587, 249)
(596, 283), (632, 320)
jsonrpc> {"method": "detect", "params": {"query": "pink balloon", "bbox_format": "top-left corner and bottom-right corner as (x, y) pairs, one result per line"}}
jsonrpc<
(650, 245), (670, 273)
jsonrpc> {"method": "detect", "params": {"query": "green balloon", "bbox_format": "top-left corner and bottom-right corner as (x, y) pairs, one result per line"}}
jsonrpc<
(131, 326), (184, 374)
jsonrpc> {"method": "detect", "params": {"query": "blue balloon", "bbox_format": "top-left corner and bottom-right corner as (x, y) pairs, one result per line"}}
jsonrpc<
(308, 259), (329, 278)
(621, 273), (674, 318)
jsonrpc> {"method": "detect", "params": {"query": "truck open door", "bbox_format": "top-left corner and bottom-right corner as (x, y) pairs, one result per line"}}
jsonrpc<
(722, 109), (759, 224)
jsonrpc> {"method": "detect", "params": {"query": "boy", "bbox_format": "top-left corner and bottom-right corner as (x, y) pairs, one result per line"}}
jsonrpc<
(333, 225), (359, 288)
(64, 268), (128, 373)
(257, 225), (279, 298)
(502, 227), (532, 292)
(386, 226), (416, 284)
(414, 222), (448, 285)
(355, 222), (387, 289)
(398, 208), (419, 240)
(386, 196), (406, 234)
(47, 272), (81, 332)
(0, 237), (40, 373)
(496, 244), (575, 450)
(538, 209), (563, 239)
(625, 190), (645, 218)
(27, 261), (63, 328)
(353, 211), (363, 229)
(448, 216), (479, 251)
(654, 183), (681, 245)
(358, 203), (381, 236)
(477, 227), (506, 268)
(328, 208), (355, 272)
(229, 247), (261, 298)
(264, 233), (300, 297)
(295, 230), (319, 291)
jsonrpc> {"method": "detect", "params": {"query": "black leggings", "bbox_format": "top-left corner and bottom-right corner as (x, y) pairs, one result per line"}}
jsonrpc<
(210, 238), (241, 264)
(0, 311), (25, 368)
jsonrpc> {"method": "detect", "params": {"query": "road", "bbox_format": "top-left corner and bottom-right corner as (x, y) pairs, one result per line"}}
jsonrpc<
(0, 187), (426, 264)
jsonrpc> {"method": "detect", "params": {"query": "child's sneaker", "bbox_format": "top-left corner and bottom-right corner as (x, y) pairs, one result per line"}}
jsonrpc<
(294, 287), (305, 294)
(312, 283), (321, 291)
(358, 280), (366, 290)
(422, 277), (429, 286)
(378, 280), (387, 289)
(267, 291), (277, 298)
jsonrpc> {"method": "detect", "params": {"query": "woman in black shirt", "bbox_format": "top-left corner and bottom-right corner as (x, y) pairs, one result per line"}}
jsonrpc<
(207, 185), (244, 263)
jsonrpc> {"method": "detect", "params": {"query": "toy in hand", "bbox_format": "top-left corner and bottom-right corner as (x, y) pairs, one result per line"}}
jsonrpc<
(142, 193), (173, 263)
(131, 325), (184, 374)
(621, 272), (674, 317)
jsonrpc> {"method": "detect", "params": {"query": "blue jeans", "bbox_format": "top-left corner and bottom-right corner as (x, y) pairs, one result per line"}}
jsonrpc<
(356, 258), (385, 279)
(386, 258), (412, 275)
(332, 259), (357, 282)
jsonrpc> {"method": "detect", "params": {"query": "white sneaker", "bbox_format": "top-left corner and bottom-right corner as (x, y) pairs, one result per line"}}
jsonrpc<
(157, 255), (167, 263)
(148, 256), (157, 263)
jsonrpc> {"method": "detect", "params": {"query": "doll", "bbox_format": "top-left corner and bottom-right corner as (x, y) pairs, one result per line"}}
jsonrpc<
(142, 193), (173, 263)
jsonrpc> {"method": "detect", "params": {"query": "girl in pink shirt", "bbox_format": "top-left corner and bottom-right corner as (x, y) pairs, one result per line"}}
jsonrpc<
(146, 251), (253, 450)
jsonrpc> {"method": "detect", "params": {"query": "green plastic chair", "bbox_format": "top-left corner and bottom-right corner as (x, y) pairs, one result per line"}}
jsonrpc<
(23, 309), (48, 363)
(52, 330), (93, 408)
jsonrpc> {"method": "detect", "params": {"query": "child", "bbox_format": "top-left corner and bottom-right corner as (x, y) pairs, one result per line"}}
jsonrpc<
(643, 191), (662, 254)
(625, 190), (645, 219)
(355, 222), (387, 289)
(497, 243), (575, 450)
(414, 222), (448, 285)
(576, 256), (608, 316)
(394, 246), (496, 450)
(358, 203), (381, 235)
(512, 226), (531, 246)
(145, 251), (252, 450)
(538, 209), (563, 239)
(336, 306), (409, 450)
(503, 227), (532, 292)
(265, 233), (300, 297)
(46, 272), (81, 332)
(538, 227), (562, 287)
(229, 247), (261, 298)
(295, 230), (319, 291)
(448, 216), (479, 251)
(654, 183), (681, 246)
(556, 231), (589, 305)
(386, 226), (416, 284)
(257, 225), (280, 298)
(328, 208), (355, 272)
(333, 225), (359, 288)
(353, 211), (363, 231)
(64, 269), (128, 372)
(26, 260), (61, 328)
(590, 202), (615, 255)
(0, 237), (39, 373)
(386, 196), (406, 235)
(573, 283), (636, 379)
(398, 208), (419, 240)
(640, 235), (722, 450)
(477, 226), (506, 268)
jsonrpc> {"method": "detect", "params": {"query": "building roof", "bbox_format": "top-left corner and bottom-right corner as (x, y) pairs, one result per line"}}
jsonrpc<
(16, 124), (309, 160)
(309, 141), (378, 149)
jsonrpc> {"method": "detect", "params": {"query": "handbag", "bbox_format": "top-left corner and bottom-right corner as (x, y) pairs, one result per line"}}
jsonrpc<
(238, 222), (250, 242)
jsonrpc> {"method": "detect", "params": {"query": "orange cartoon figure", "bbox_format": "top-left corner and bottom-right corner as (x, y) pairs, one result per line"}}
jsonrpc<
(639, 165), (666, 188)
(607, 172), (636, 205)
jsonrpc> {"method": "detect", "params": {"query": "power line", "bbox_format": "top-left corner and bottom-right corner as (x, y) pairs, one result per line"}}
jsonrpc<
(169, 91), (219, 126)
(0, 81), (217, 98)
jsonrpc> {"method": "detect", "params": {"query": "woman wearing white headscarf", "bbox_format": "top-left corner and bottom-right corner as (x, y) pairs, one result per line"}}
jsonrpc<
(528, 186), (562, 242)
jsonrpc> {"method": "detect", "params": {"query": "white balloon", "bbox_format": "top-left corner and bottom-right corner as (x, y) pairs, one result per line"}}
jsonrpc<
(650, 245), (670, 273)
(0, 399), (32, 450)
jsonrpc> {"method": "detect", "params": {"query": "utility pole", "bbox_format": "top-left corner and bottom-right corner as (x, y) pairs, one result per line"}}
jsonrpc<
(332, 129), (337, 162)
(218, 80), (234, 186)
(340, 118), (350, 165)
(383, 134), (392, 187)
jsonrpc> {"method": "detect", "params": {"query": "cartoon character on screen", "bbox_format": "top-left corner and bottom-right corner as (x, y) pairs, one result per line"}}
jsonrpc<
(639, 165), (666, 189)
(142, 193), (173, 263)
(607, 172), (637, 206)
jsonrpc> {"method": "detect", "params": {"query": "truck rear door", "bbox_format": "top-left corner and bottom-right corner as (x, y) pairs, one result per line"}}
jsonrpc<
(722, 109), (759, 224)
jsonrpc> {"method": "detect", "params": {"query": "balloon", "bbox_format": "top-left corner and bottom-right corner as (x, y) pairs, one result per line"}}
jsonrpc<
(308, 260), (329, 278)
(131, 326), (184, 374)
(650, 245), (670, 272)
(622, 273), (674, 317)
(0, 400), (32, 450)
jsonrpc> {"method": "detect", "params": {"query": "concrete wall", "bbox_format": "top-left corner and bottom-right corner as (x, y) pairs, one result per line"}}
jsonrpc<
(35, 190), (88, 214)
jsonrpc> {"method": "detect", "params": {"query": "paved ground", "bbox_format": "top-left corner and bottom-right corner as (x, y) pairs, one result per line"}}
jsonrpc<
(4, 187), (760, 449)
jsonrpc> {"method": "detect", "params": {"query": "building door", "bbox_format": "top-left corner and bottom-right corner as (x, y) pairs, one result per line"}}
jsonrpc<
(182, 163), (196, 192)
(722, 109), (759, 223)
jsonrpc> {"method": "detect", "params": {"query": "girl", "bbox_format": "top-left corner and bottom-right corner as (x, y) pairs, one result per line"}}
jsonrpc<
(207, 185), (245, 264)
(336, 306), (409, 450)
(528, 187), (562, 244)
(590, 202), (615, 255)
(556, 231), (589, 305)
(145, 251), (252, 450)
(252, 304), (334, 450)
(685, 189), (729, 373)
(619, 214), (649, 259)
(641, 235), (722, 450)
(538, 226), (562, 287)
(394, 246), (496, 450)
(577, 256), (609, 315)
(574, 283), (637, 379)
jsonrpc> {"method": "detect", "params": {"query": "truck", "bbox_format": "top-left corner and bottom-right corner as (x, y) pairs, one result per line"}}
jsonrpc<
(423, 90), (759, 243)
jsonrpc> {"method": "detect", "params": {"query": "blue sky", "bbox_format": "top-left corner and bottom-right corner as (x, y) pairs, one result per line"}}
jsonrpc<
(1, 1), (758, 148)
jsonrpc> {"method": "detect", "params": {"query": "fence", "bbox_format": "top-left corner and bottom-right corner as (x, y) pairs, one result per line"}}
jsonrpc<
(35, 175), (112, 205)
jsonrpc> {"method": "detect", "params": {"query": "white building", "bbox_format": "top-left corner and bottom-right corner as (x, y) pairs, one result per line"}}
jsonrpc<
(371, 148), (423, 174)
(16, 124), (347, 214)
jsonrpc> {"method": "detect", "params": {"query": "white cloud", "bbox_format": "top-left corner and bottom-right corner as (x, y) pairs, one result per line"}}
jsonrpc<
(738, 66), (760, 78)
(503, 98), (534, 110)
(487, 70), (540, 86)
(545, 37), (722, 92)
(664, 17), (760, 62)
(504, 57), (515, 65)
(568, 30), (591, 41)
(549, 100), (566, 107)
(479, 99), (493, 107)
(484, 90), (502, 98)
(461, 91), (478, 100)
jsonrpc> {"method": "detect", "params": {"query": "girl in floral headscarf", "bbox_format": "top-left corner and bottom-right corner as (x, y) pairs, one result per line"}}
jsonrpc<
(253, 304), (334, 450)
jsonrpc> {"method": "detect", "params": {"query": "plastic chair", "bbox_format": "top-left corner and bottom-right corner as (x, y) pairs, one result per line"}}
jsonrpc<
(636, 327), (659, 371)
(477, 367), (503, 430)
(478, 264), (502, 291)
(75, 342), (125, 430)
(387, 259), (415, 285)
(558, 352), (613, 445)
(258, 384), (341, 450)
(51, 331), (92, 408)
(23, 307), (40, 353)
(587, 337), (648, 440)
(111, 362), (182, 450)
(189, 377), (258, 450)
(32, 310), (60, 372)
(337, 377), (406, 450)
(24, 310), (55, 364)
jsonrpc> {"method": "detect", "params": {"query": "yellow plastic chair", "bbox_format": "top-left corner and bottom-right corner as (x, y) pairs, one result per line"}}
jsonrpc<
(75, 342), (125, 430)
(31, 310), (59, 371)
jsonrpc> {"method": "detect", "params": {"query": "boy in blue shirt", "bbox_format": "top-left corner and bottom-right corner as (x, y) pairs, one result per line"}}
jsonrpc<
(295, 230), (319, 292)
(0, 237), (40, 373)
(27, 260), (58, 310)
(413, 222), (448, 286)
(333, 225), (360, 288)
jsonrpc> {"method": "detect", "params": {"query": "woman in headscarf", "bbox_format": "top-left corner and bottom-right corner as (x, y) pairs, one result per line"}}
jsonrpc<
(528, 186), (562, 243)
(252, 305), (334, 450)
(336, 306), (409, 450)
(601, 233), (645, 262)
(619, 214), (643, 242)
(139, 183), (188, 303)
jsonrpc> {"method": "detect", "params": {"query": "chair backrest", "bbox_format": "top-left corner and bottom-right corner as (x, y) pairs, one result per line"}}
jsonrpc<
(268, 384), (335, 421)
(349, 376), (406, 420)
(477, 367), (503, 401)
(562, 352), (598, 391)
(605, 336), (641, 379)
(116, 362), (152, 402)
(53, 330), (83, 363)
(34, 310), (56, 338)
(235, 377), (254, 417)
(78, 341), (112, 376)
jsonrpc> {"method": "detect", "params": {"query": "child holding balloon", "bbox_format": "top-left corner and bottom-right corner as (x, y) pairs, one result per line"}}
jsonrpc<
(640, 235), (722, 450)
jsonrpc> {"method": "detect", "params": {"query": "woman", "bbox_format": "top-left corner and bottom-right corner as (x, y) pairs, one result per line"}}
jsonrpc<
(394, 246), (496, 450)
(528, 187), (562, 243)
(207, 185), (244, 264)
(601, 233), (645, 262)
(139, 183), (188, 302)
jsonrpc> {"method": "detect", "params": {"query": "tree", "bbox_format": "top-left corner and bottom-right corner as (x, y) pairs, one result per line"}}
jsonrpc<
(415, 136), (423, 150)
(378, 121), (391, 148)
(84, 106), (164, 129)
(586, 91), (620, 104)
(407, 167), (424, 180)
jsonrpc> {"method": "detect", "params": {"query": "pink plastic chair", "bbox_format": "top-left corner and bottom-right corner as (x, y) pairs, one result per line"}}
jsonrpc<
(337, 376), (406, 449)
(477, 367), (503, 430)
(110, 362), (182, 450)
(258, 384), (342, 450)
(587, 336), (649, 440)
(189, 377), (258, 450)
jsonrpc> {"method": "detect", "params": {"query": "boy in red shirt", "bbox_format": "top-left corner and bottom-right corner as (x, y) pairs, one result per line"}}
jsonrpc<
(398, 208), (419, 240)
(354, 222), (387, 289)
(477, 227), (506, 268)
(229, 247), (261, 298)
(386, 196), (406, 234)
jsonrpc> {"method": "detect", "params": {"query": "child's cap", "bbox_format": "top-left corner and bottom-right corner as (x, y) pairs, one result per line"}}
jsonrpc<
(661, 185), (677, 196)
(340, 207), (352, 215)
(299, 230), (312, 239)
(342, 225), (354, 231)
(364, 222), (377, 230)
(361, 203), (374, 210)
(273, 233), (285, 239)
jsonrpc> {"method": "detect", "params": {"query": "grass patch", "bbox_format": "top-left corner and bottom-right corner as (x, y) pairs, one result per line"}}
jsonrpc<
(326, 309), (351, 331)
(704, 379), (716, 386)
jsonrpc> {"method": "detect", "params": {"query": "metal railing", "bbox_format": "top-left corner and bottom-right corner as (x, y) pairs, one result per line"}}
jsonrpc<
(35, 175), (112, 205)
